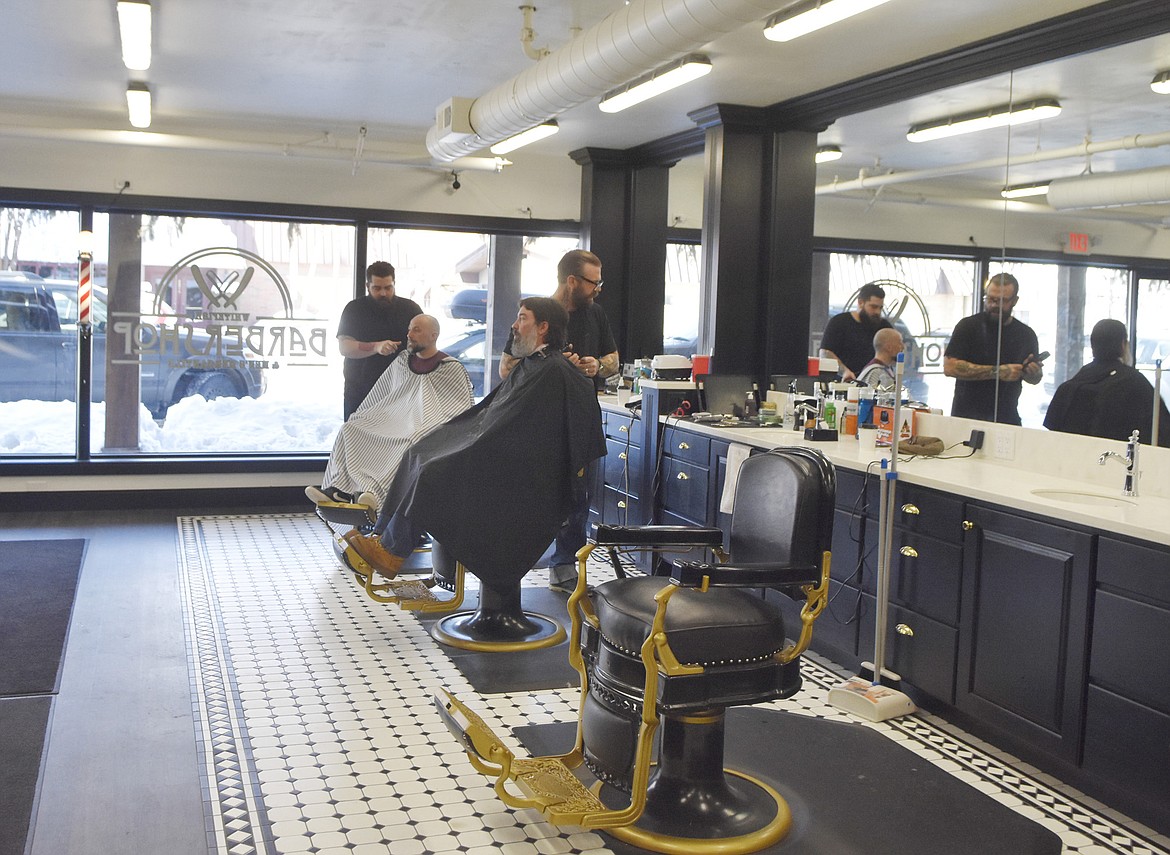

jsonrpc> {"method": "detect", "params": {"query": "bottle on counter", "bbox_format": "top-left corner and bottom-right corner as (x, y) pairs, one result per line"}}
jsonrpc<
(823, 398), (836, 430)
(841, 386), (859, 436)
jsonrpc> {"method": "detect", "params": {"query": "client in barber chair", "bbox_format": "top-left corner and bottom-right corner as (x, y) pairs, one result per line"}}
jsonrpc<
(345, 296), (606, 591)
(306, 313), (474, 509)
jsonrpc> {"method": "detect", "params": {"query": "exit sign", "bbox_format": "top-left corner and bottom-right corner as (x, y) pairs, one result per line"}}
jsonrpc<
(1066, 232), (1091, 255)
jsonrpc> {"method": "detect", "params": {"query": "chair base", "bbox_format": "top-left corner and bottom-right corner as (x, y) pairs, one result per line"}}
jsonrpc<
(605, 768), (791, 855)
(430, 583), (566, 651)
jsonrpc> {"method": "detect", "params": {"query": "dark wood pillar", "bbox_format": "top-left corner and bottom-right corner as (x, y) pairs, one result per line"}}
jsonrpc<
(486, 234), (523, 394)
(690, 105), (819, 380)
(572, 147), (672, 363)
(105, 213), (142, 450)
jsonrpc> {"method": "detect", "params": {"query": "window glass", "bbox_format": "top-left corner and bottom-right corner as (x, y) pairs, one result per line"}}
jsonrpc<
(664, 242), (701, 357)
(1133, 277), (1170, 404)
(93, 213), (356, 454)
(0, 206), (82, 455)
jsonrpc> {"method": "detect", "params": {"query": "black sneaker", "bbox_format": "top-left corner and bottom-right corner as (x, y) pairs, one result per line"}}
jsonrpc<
(549, 577), (593, 595)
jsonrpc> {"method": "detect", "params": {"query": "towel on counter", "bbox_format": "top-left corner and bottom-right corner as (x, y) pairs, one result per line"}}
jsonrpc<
(719, 442), (753, 515)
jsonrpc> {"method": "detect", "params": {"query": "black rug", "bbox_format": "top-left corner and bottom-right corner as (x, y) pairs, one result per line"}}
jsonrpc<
(0, 539), (86, 695)
(0, 696), (53, 855)
(417, 585), (580, 694)
(515, 708), (1062, 855)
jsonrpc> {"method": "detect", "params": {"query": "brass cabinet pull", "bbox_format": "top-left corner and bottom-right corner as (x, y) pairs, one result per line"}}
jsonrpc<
(619, 452), (627, 460)
(895, 623), (915, 637)
(962, 520), (974, 531)
(617, 500), (627, 509)
(901, 503), (920, 515)
(899, 545), (919, 558)
(677, 472), (689, 480)
(619, 424), (628, 433)
(678, 441), (690, 450)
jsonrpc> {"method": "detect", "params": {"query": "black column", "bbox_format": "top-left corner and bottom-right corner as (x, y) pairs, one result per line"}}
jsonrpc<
(690, 105), (820, 380)
(486, 235), (523, 394)
(572, 147), (672, 363)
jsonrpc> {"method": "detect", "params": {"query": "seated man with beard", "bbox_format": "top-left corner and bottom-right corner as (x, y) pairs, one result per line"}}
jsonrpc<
(306, 313), (475, 510)
(343, 296), (606, 592)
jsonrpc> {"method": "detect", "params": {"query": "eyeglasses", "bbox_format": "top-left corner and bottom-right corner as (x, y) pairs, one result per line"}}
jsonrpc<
(576, 274), (603, 290)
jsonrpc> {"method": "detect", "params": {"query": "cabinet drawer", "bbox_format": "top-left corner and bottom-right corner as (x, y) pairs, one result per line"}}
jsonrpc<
(603, 438), (644, 497)
(1090, 589), (1170, 714)
(662, 428), (710, 465)
(1083, 685), (1170, 832)
(605, 411), (640, 444)
(602, 486), (642, 527)
(889, 483), (965, 540)
(831, 507), (864, 588)
(661, 457), (709, 522)
(1097, 537), (1170, 605)
(859, 596), (958, 704)
(862, 531), (961, 626)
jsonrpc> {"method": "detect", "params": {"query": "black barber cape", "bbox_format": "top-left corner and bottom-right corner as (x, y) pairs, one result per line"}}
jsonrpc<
(385, 347), (606, 590)
(1044, 359), (1169, 447)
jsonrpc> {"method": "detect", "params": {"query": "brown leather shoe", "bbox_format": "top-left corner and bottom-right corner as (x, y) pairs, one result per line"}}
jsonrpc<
(344, 530), (405, 579)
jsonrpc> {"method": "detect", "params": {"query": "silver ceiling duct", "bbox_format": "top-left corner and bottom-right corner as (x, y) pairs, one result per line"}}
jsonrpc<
(425, 0), (778, 162)
(1047, 164), (1170, 210)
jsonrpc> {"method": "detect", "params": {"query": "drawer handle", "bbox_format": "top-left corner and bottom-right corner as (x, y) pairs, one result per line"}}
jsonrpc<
(895, 623), (915, 637)
(678, 441), (690, 450)
(619, 424), (628, 433)
(901, 503), (920, 515)
(677, 472), (689, 481)
(617, 500), (627, 509)
(619, 452), (628, 460)
(899, 545), (918, 558)
(962, 520), (974, 531)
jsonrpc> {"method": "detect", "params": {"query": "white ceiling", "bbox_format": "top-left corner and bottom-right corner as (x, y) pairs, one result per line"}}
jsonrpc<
(2, 0), (1168, 219)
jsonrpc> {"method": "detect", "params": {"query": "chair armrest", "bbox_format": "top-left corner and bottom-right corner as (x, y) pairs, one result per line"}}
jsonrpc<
(592, 524), (724, 549)
(670, 560), (820, 589)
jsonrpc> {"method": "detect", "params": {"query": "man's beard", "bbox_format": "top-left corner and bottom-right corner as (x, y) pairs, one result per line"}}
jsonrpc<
(406, 340), (423, 353)
(570, 287), (592, 310)
(860, 312), (885, 330)
(511, 329), (540, 359)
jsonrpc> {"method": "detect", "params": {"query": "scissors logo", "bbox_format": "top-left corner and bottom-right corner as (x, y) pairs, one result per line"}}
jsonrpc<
(191, 264), (254, 309)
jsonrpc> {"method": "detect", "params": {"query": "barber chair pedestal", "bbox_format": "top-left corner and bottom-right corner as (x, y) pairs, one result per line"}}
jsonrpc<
(431, 581), (566, 652)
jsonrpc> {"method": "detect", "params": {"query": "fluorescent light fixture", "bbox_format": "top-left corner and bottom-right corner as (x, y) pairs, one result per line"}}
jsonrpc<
(489, 121), (558, 155)
(1152, 70), (1170, 95)
(1000, 182), (1050, 200)
(906, 98), (1062, 143)
(816, 144), (843, 163)
(117, 0), (152, 71)
(598, 54), (713, 114)
(126, 82), (152, 128)
(764, 0), (893, 42)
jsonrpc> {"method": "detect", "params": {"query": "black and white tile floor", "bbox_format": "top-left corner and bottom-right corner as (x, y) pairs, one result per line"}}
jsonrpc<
(179, 513), (1170, 855)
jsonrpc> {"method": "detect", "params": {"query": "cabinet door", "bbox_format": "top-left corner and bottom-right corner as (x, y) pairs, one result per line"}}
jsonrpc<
(957, 505), (1093, 763)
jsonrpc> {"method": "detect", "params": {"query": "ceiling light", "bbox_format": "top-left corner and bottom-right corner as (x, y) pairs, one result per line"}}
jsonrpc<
(816, 144), (843, 163)
(116, 0), (152, 71)
(598, 54), (712, 114)
(764, 0), (894, 42)
(906, 98), (1062, 143)
(1000, 182), (1050, 199)
(489, 121), (558, 155)
(126, 82), (152, 128)
(1152, 70), (1170, 95)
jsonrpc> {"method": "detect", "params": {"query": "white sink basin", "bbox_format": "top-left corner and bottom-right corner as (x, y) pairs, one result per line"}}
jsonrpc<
(1030, 488), (1137, 508)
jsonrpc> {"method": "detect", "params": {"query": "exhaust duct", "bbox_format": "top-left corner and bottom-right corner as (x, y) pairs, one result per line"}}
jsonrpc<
(425, 0), (778, 162)
(1046, 165), (1170, 209)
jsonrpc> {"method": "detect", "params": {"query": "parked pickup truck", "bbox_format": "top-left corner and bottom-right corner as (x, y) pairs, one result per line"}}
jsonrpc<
(0, 270), (264, 417)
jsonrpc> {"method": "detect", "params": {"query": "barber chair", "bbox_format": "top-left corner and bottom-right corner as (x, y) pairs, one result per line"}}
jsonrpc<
(316, 500), (466, 614)
(437, 447), (835, 853)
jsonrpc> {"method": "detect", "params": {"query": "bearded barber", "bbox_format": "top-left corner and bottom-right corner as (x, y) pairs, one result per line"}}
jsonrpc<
(337, 261), (423, 419)
(820, 282), (893, 381)
(500, 249), (618, 593)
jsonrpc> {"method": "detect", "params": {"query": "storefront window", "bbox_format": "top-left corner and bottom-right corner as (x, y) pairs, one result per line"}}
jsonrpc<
(664, 242), (701, 357)
(1132, 277), (1169, 404)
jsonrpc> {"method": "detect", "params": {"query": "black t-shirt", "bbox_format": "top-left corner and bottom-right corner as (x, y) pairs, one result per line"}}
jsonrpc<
(337, 294), (423, 413)
(821, 312), (892, 377)
(945, 312), (1039, 424)
(505, 301), (617, 390)
(1044, 359), (1170, 446)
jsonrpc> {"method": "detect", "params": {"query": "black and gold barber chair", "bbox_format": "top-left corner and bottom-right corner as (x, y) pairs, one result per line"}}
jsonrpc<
(438, 447), (835, 854)
(316, 500), (466, 614)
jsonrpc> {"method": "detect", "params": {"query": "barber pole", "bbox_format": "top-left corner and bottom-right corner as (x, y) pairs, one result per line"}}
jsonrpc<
(78, 251), (93, 327)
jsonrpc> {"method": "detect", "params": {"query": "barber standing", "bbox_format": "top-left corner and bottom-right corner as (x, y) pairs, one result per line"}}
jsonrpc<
(337, 261), (423, 419)
(501, 249), (618, 593)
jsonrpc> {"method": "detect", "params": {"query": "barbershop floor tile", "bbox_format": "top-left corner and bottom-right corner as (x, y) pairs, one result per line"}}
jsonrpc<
(167, 513), (1168, 855)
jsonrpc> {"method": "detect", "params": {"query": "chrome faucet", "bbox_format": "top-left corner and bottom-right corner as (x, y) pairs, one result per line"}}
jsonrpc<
(1098, 430), (1140, 497)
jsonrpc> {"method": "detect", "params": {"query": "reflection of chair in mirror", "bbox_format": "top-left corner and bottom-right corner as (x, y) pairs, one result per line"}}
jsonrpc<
(770, 373), (818, 395)
(317, 501), (466, 615)
(697, 372), (756, 417)
(438, 447), (835, 853)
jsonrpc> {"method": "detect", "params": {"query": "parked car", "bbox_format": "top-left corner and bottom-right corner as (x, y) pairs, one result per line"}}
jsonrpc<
(439, 323), (486, 396)
(0, 271), (264, 416)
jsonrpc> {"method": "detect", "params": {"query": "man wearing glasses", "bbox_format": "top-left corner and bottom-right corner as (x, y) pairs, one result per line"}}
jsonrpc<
(500, 249), (619, 592)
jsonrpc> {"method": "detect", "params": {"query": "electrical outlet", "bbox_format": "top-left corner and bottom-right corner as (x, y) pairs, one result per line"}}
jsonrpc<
(993, 429), (1015, 460)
